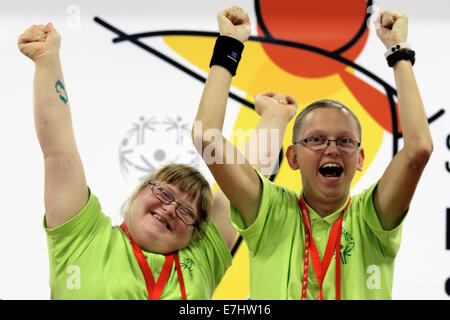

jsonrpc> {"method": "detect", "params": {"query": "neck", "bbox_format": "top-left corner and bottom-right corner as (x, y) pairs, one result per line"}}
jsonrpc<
(302, 191), (348, 218)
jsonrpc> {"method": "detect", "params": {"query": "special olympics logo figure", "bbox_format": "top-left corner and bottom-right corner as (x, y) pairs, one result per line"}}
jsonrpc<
(119, 116), (200, 183)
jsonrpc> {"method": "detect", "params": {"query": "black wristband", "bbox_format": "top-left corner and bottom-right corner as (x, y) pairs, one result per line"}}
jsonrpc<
(209, 36), (244, 76)
(386, 49), (416, 67)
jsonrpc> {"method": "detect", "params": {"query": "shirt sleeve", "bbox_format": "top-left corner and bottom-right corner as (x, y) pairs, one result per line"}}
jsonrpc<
(193, 219), (232, 290)
(230, 169), (299, 256)
(176, 218), (232, 299)
(356, 181), (406, 258)
(43, 189), (110, 264)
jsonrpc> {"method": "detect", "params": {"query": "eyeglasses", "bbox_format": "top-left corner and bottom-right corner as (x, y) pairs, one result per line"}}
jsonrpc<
(146, 182), (199, 228)
(293, 136), (361, 153)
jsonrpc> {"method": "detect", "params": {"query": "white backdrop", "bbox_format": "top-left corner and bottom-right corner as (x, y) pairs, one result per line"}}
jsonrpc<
(0, 0), (449, 299)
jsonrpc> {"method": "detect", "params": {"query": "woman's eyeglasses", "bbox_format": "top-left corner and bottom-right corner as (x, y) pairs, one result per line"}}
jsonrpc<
(146, 182), (199, 228)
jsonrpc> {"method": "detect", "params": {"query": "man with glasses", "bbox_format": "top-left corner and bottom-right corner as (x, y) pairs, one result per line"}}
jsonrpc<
(193, 7), (433, 299)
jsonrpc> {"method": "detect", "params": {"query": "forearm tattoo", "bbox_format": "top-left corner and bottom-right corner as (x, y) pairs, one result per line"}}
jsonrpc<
(55, 79), (68, 104)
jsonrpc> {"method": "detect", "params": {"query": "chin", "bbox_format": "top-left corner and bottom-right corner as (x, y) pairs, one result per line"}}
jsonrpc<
(137, 237), (176, 254)
(316, 182), (347, 199)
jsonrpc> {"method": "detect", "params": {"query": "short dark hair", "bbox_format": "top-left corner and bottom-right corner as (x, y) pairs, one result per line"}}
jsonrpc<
(292, 99), (362, 144)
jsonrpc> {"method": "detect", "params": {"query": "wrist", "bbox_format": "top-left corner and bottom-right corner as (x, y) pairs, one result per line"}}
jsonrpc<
(260, 110), (292, 124)
(392, 58), (413, 70)
(209, 35), (244, 76)
(34, 50), (60, 66)
(219, 32), (245, 44)
(384, 43), (411, 58)
(385, 47), (415, 68)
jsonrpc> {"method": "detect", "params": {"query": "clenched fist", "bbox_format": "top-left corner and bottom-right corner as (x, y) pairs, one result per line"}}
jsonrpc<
(376, 11), (408, 49)
(18, 23), (60, 63)
(254, 91), (298, 123)
(217, 6), (251, 44)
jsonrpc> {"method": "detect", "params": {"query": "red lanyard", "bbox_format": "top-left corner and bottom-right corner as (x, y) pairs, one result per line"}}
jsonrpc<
(120, 223), (187, 300)
(299, 197), (350, 300)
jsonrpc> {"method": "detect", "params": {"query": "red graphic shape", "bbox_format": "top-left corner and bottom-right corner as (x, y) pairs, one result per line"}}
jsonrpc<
(339, 71), (401, 134)
(258, 0), (368, 78)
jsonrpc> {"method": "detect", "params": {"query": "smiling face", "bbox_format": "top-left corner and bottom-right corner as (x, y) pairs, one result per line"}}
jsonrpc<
(286, 106), (364, 211)
(126, 181), (200, 254)
(121, 164), (212, 254)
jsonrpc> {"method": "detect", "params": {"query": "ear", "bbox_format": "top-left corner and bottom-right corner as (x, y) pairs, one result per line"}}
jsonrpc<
(356, 147), (365, 171)
(286, 145), (300, 170)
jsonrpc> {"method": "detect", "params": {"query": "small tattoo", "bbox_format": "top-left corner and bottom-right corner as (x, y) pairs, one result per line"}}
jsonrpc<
(55, 79), (68, 104)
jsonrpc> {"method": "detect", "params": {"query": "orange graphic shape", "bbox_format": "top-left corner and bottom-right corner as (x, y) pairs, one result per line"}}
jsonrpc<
(258, 0), (369, 77)
(339, 70), (401, 134)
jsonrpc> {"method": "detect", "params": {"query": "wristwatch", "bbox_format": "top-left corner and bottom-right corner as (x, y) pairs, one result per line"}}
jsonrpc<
(387, 49), (416, 67)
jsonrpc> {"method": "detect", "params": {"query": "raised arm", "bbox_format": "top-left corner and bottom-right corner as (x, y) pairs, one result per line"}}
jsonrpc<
(18, 23), (88, 228)
(192, 6), (262, 228)
(244, 92), (298, 176)
(210, 92), (298, 249)
(373, 11), (433, 230)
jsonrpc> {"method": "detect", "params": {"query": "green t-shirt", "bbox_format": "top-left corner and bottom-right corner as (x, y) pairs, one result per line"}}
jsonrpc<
(44, 190), (231, 300)
(230, 170), (404, 300)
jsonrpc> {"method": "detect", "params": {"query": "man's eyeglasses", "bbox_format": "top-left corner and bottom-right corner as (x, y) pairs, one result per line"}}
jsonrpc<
(146, 182), (199, 228)
(293, 136), (361, 153)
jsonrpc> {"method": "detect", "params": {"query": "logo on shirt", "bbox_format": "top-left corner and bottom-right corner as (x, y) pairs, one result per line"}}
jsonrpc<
(340, 228), (355, 265)
(180, 257), (196, 273)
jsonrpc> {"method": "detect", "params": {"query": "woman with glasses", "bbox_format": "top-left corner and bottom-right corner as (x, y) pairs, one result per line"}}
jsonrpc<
(17, 22), (296, 299)
(194, 7), (433, 299)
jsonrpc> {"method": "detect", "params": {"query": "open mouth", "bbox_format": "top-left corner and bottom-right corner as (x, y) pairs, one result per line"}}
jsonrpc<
(319, 163), (343, 178)
(151, 212), (172, 231)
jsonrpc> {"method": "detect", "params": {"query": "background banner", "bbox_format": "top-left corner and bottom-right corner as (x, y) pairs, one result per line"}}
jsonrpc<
(0, 0), (449, 299)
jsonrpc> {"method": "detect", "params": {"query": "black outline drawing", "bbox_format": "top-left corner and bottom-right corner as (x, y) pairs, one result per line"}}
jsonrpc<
(94, 0), (444, 258)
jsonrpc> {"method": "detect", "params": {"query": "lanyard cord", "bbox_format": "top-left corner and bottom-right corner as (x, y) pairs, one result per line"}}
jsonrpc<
(299, 197), (350, 300)
(120, 222), (187, 300)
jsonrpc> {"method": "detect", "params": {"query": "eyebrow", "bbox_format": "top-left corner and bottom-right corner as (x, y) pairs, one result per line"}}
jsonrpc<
(162, 184), (196, 212)
(303, 129), (357, 139)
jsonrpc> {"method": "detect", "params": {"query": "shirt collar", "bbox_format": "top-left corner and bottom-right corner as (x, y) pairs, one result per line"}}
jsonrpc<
(302, 194), (350, 226)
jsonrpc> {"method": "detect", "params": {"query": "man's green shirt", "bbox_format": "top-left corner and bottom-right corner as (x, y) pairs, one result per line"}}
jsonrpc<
(231, 170), (404, 300)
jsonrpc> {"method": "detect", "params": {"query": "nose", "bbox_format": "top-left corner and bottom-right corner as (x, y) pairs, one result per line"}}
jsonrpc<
(324, 139), (340, 155)
(161, 201), (177, 217)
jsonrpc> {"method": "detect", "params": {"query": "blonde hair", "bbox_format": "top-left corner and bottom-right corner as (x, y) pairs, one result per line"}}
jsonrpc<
(121, 164), (212, 242)
(292, 99), (362, 143)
